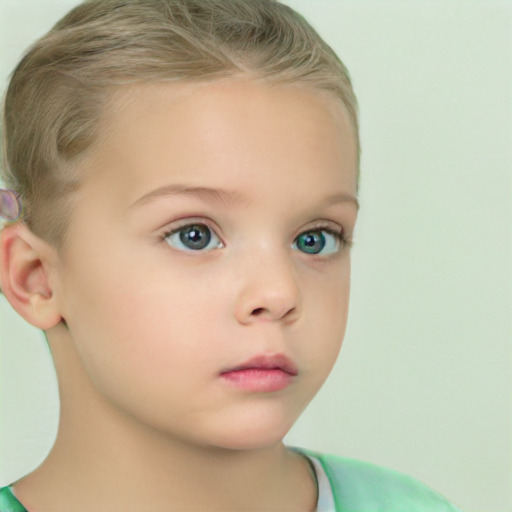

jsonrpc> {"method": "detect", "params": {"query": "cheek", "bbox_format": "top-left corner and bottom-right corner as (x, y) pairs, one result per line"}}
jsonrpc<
(305, 262), (350, 356)
(59, 241), (198, 389)
(309, 259), (350, 323)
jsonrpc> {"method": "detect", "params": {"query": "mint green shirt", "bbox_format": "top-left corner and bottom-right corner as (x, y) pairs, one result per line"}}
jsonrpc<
(293, 447), (462, 511)
(0, 447), (462, 511)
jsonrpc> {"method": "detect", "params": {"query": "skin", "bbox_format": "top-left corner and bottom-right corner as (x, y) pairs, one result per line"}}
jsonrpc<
(0, 78), (358, 511)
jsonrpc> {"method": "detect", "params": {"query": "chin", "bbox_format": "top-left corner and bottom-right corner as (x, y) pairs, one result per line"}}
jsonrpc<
(213, 433), (288, 452)
(206, 412), (297, 452)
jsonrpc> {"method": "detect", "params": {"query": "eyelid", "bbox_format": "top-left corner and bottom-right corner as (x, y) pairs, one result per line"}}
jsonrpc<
(297, 219), (346, 240)
(161, 217), (225, 249)
(163, 215), (220, 230)
(158, 216), (352, 253)
(292, 221), (350, 256)
(302, 218), (344, 231)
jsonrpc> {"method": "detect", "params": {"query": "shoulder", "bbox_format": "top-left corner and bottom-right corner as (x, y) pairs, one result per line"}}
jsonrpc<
(291, 447), (463, 512)
(0, 486), (27, 512)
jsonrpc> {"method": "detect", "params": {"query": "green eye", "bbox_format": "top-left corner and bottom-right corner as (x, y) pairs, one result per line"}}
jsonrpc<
(293, 228), (343, 255)
(165, 224), (222, 252)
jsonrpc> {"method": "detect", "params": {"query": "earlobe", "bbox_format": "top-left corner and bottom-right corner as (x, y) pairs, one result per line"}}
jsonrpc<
(0, 222), (63, 330)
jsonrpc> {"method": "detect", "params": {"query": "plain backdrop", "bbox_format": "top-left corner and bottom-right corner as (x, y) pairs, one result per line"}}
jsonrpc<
(1, 1), (511, 511)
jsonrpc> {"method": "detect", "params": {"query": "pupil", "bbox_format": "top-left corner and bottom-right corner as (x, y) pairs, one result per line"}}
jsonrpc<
(304, 234), (316, 246)
(180, 225), (211, 250)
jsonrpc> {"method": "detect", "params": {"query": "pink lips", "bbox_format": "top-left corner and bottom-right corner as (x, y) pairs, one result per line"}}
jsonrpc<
(220, 354), (298, 392)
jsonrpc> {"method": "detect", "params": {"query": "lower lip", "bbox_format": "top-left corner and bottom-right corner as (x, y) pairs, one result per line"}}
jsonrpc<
(220, 369), (294, 392)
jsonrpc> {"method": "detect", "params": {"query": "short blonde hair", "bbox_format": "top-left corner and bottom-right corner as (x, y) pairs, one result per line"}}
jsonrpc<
(1, 0), (359, 249)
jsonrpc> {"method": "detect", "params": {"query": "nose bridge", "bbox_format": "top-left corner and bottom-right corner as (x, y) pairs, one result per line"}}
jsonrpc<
(234, 240), (301, 324)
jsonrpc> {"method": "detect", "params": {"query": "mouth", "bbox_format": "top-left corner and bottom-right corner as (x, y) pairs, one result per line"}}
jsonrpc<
(220, 354), (298, 392)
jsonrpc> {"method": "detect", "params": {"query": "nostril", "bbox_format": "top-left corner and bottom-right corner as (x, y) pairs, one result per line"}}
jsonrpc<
(249, 306), (297, 321)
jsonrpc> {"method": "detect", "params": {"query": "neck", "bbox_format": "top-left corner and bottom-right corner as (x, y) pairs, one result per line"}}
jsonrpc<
(12, 324), (317, 512)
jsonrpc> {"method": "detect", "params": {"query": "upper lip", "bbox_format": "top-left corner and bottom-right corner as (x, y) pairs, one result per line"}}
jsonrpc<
(221, 354), (298, 376)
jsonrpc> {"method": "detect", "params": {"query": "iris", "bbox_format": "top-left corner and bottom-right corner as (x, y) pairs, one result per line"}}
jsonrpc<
(295, 230), (326, 254)
(179, 224), (212, 250)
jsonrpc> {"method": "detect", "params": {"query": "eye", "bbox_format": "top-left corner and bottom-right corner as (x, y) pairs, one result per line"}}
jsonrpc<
(163, 223), (223, 252)
(292, 228), (345, 255)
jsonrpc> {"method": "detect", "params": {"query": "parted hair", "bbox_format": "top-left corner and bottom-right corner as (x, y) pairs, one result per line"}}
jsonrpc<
(1, 0), (359, 250)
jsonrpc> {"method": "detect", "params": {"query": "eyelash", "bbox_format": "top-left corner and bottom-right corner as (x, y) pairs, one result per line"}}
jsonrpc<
(314, 226), (352, 249)
(160, 219), (353, 256)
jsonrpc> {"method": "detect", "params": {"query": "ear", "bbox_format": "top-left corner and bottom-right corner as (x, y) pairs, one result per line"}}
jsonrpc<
(0, 222), (63, 330)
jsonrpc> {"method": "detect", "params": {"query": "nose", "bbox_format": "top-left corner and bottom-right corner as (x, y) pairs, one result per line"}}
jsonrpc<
(234, 249), (301, 325)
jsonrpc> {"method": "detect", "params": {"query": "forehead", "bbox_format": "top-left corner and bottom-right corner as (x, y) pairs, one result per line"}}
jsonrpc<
(82, 78), (357, 208)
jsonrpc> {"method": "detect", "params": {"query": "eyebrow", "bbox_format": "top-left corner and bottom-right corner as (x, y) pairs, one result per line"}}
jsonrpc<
(128, 184), (245, 210)
(128, 184), (360, 211)
(323, 192), (360, 211)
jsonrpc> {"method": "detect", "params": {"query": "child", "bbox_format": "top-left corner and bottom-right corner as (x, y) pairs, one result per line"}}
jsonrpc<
(0, 1), (462, 510)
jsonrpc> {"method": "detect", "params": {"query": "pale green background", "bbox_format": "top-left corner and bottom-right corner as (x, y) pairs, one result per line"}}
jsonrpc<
(1, 1), (511, 511)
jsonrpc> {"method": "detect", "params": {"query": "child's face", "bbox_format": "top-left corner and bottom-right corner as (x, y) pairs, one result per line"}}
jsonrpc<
(52, 79), (358, 449)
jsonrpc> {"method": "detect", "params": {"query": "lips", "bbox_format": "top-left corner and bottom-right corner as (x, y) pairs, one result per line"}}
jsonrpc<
(220, 354), (298, 376)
